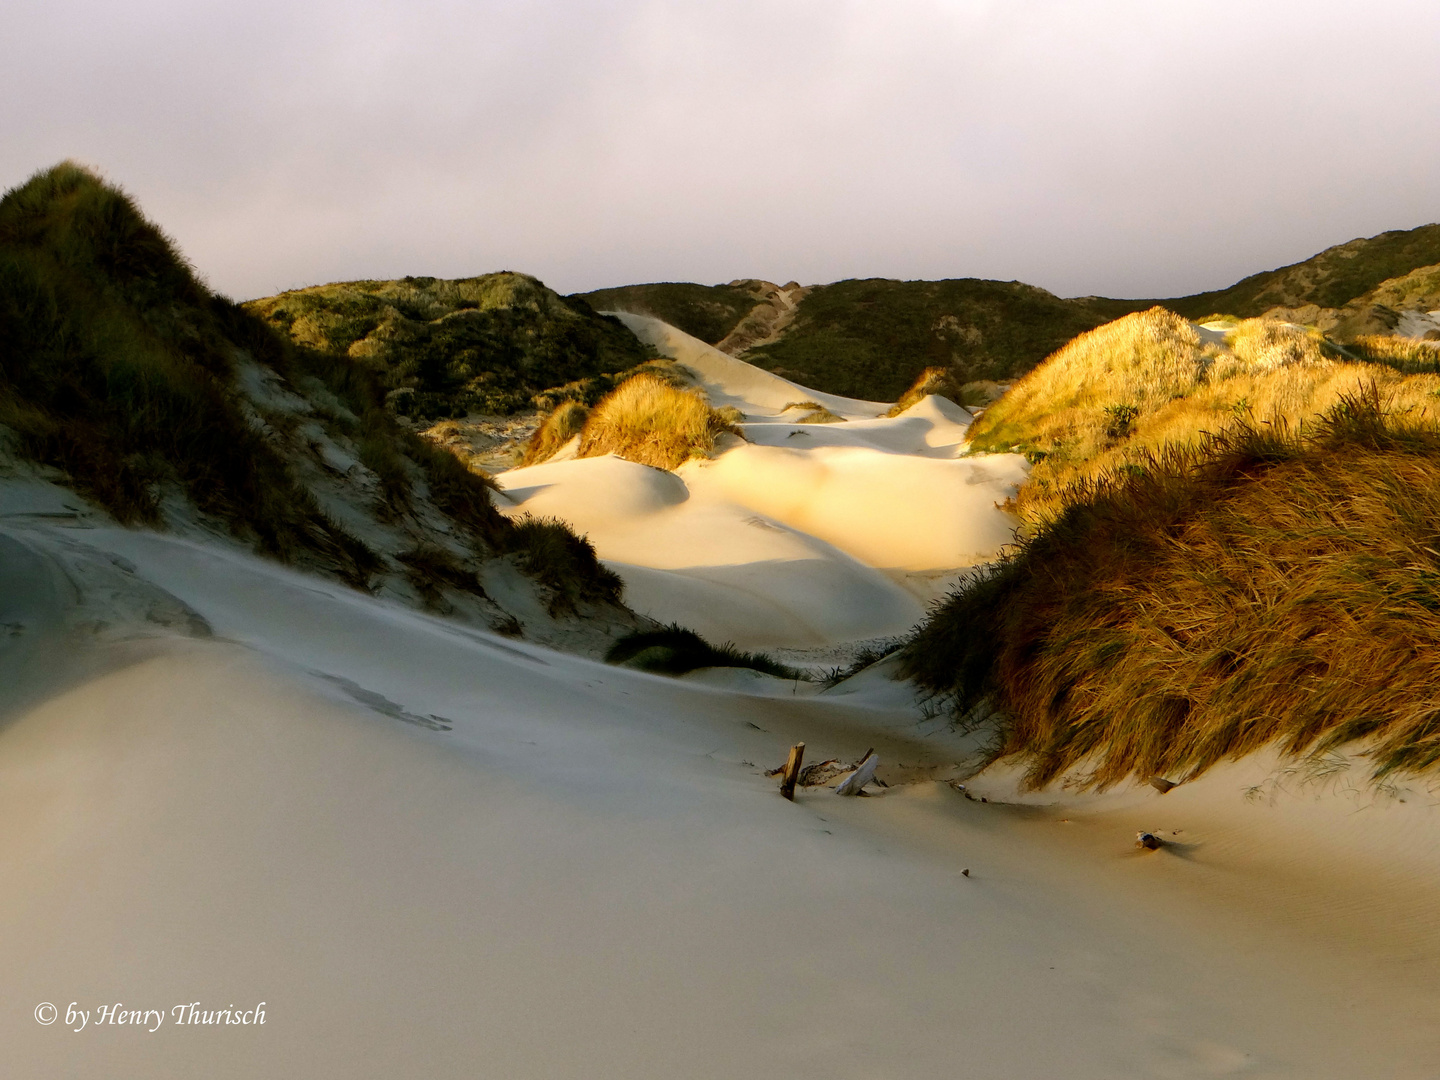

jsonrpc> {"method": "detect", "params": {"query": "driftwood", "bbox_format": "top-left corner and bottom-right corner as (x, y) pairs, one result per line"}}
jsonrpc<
(835, 752), (879, 796)
(779, 743), (805, 801)
(1149, 776), (1178, 794)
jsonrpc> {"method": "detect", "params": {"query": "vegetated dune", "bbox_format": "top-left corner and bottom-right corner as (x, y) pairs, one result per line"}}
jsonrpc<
(906, 391), (1440, 795)
(496, 319), (1028, 647)
(613, 312), (890, 419)
(578, 222), (1440, 407)
(6, 486), (1440, 1079)
(967, 306), (1440, 524)
(246, 271), (650, 417)
(0, 162), (633, 646)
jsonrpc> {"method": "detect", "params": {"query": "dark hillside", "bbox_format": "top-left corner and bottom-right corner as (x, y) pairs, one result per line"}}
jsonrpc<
(248, 274), (650, 418)
(740, 278), (1138, 401)
(576, 281), (762, 345)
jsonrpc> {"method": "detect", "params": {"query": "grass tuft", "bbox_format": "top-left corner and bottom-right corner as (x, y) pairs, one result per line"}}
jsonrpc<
(576, 374), (740, 470)
(606, 625), (803, 679)
(502, 515), (623, 612)
(522, 400), (589, 465)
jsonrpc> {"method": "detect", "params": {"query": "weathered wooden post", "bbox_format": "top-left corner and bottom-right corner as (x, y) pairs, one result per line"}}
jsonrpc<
(780, 742), (805, 801)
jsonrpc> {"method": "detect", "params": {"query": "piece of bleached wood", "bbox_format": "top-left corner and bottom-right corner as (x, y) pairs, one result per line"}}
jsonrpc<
(835, 753), (879, 796)
(780, 742), (805, 801)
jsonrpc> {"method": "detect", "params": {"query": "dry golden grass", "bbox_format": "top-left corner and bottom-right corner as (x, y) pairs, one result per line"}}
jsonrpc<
(967, 308), (1440, 525)
(905, 390), (1440, 790)
(576, 374), (739, 470)
(967, 307), (1219, 455)
(1223, 317), (1334, 370)
(1349, 334), (1440, 373)
(522, 400), (589, 466)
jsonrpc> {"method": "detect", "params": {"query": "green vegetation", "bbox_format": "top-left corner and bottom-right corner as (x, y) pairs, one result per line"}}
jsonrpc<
(739, 278), (1138, 401)
(574, 224), (1439, 407)
(574, 373), (741, 470)
(575, 280), (765, 345)
(248, 273), (651, 418)
(504, 515), (624, 613)
(905, 391), (1440, 790)
(606, 625), (802, 678)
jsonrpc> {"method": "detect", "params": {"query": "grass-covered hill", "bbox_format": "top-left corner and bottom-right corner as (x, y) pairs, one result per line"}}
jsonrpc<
(1161, 222), (1440, 319)
(246, 274), (651, 419)
(0, 162), (629, 634)
(582, 277), (1140, 401)
(965, 306), (1440, 525)
(580, 223), (1440, 404)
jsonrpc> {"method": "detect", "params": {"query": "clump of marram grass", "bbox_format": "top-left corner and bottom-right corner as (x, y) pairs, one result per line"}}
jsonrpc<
(522, 400), (589, 465)
(886, 368), (999, 416)
(782, 400), (844, 424)
(606, 625), (803, 679)
(576, 373), (741, 470)
(796, 408), (844, 424)
(502, 515), (623, 613)
(905, 388), (1440, 791)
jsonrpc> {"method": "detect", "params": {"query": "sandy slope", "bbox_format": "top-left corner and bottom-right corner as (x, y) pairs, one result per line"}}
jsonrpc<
(4, 520), (1439, 1078)
(497, 318), (1027, 643)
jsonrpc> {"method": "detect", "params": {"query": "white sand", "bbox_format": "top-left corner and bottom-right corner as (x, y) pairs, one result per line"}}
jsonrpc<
(497, 320), (1027, 642)
(4, 521), (1439, 1078)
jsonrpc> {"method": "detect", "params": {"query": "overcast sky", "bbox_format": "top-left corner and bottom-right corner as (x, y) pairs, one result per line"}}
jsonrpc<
(4, 1), (1438, 301)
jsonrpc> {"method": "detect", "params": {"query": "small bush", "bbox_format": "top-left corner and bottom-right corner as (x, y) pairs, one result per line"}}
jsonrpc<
(577, 374), (739, 470)
(396, 542), (482, 609)
(1102, 403), (1139, 439)
(606, 625), (803, 679)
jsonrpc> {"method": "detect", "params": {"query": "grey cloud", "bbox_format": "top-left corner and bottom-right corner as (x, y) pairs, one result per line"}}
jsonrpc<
(2, 0), (1437, 301)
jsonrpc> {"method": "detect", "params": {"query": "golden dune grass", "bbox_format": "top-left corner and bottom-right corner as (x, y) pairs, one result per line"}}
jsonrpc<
(905, 391), (1440, 790)
(967, 308), (1440, 525)
(522, 400), (590, 466)
(576, 374), (739, 471)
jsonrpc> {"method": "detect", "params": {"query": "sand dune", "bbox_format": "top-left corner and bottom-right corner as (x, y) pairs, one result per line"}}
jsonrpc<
(613, 312), (889, 419)
(5, 520), (1438, 1078)
(498, 319), (1027, 641)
